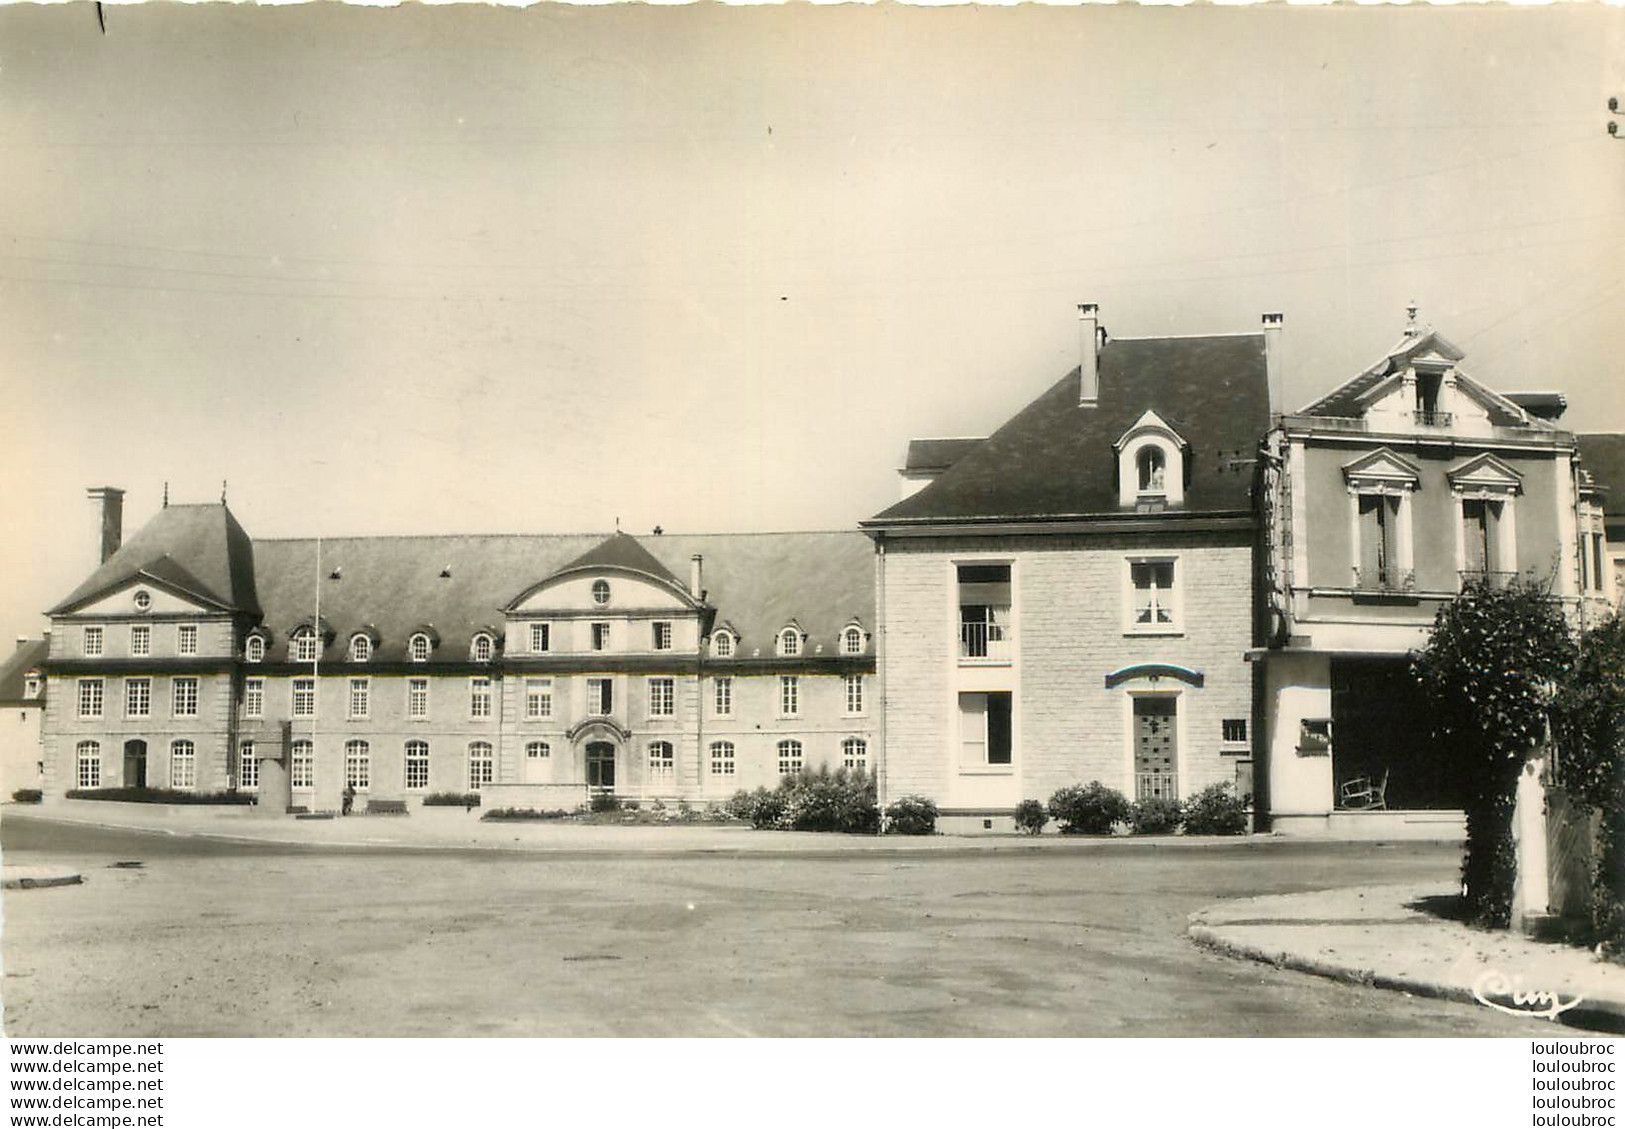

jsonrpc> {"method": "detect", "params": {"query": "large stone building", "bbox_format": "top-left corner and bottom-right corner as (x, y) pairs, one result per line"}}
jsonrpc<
(0, 637), (48, 797)
(863, 305), (1273, 833)
(41, 499), (876, 812)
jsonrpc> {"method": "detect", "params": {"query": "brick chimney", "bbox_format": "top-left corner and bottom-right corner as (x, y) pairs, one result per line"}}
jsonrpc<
(690, 554), (705, 600)
(1262, 313), (1284, 415)
(1078, 303), (1100, 407)
(86, 487), (125, 564)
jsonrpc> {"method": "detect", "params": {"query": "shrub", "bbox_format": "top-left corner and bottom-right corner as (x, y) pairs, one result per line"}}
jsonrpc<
(481, 808), (572, 822)
(589, 792), (621, 814)
(1048, 781), (1130, 835)
(1013, 799), (1049, 835)
(422, 792), (481, 808)
(783, 766), (880, 833)
(1180, 784), (1248, 835)
(1131, 795), (1184, 835)
(11, 789), (42, 804)
(65, 787), (254, 805)
(885, 794), (938, 835)
(727, 787), (787, 830)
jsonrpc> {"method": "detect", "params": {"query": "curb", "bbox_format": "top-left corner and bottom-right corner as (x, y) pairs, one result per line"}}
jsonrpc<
(1188, 914), (1625, 1034)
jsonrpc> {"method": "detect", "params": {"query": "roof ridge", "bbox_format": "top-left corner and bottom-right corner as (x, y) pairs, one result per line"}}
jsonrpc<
(253, 528), (865, 543)
(1107, 331), (1266, 342)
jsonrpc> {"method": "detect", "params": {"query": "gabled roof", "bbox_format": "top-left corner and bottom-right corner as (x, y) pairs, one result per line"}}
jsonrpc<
(902, 438), (984, 475)
(1579, 434), (1625, 518)
(49, 503), (259, 616)
(0, 639), (48, 706)
(544, 532), (687, 594)
(868, 333), (1269, 525)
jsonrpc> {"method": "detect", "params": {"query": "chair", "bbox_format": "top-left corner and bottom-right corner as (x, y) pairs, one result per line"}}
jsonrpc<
(1339, 769), (1389, 811)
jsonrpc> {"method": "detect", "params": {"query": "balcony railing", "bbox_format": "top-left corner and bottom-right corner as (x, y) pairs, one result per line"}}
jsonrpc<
(1352, 566), (1416, 593)
(1413, 409), (1454, 427)
(959, 613), (1012, 664)
(1459, 569), (1519, 590)
(1136, 772), (1179, 803)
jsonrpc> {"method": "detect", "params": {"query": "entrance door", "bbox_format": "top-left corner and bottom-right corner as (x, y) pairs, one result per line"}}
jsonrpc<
(1133, 697), (1178, 801)
(585, 742), (616, 792)
(123, 739), (147, 789)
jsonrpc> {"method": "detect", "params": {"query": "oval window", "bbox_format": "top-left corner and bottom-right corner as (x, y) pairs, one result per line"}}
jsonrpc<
(591, 579), (611, 606)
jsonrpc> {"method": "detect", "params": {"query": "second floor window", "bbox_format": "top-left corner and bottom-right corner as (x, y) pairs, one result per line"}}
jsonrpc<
(713, 676), (733, 717)
(587, 678), (613, 717)
(530, 623), (550, 653)
(469, 677), (492, 719)
(177, 624), (198, 656)
(844, 674), (864, 715)
(130, 625), (150, 657)
(292, 678), (315, 718)
(1356, 494), (1405, 590)
(653, 622), (672, 651)
(349, 678), (369, 720)
(172, 677), (199, 718)
(779, 675), (799, 717)
(1462, 498), (1507, 578)
(126, 677), (151, 719)
(408, 678), (429, 719)
(78, 678), (103, 718)
(648, 677), (674, 717)
(1129, 559), (1179, 632)
(244, 678), (264, 719)
(591, 623), (610, 651)
(83, 626), (103, 658)
(525, 678), (552, 719)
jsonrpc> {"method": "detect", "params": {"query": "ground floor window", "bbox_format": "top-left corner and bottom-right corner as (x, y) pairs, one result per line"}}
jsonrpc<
(959, 691), (1012, 767)
(345, 740), (370, 791)
(291, 740), (314, 789)
(76, 740), (100, 789)
(842, 737), (867, 771)
(239, 741), (258, 790)
(527, 740), (551, 760)
(404, 741), (429, 790)
(468, 741), (494, 789)
(170, 739), (196, 790)
(648, 741), (673, 778)
(777, 739), (803, 777)
(710, 741), (735, 776)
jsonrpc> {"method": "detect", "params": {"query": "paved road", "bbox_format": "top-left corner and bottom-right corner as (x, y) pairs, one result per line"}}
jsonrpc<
(1, 819), (1545, 1036)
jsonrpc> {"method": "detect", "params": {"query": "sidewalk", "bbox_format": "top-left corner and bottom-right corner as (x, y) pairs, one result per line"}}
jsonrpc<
(2, 798), (1288, 856)
(1190, 884), (1625, 1033)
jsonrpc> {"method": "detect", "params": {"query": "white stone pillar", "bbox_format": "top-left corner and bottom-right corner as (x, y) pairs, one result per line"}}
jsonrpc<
(1511, 755), (1551, 931)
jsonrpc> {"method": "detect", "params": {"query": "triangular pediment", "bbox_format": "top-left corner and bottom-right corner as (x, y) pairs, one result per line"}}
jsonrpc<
(1113, 409), (1188, 452)
(1342, 447), (1422, 486)
(55, 560), (231, 617)
(1447, 452), (1523, 494)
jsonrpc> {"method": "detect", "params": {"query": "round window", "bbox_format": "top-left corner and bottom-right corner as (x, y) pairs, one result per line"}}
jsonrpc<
(591, 579), (611, 606)
(133, 590), (152, 612)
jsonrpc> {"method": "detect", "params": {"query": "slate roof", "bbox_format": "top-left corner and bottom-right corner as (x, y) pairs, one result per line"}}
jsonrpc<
(48, 503), (260, 616)
(1579, 434), (1625, 518)
(867, 334), (1270, 525)
(243, 530), (873, 663)
(0, 639), (48, 706)
(540, 531), (687, 597)
(902, 438), (984, 474)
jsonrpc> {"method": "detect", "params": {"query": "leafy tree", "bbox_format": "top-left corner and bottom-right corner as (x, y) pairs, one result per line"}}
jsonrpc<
(1412, 577), (1575, 928)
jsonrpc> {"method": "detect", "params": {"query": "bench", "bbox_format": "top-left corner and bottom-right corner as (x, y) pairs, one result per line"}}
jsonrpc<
(366, 799), (410, 815)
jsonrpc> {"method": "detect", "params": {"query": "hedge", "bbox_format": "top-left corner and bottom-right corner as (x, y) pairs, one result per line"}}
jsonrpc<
(65, 787), (255, 805)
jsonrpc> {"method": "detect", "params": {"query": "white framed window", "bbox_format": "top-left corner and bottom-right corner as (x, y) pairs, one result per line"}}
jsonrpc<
(779, 675), (799, 717)
(292, 628), (319, 664)
(530, 622), (551, 653)
(591, 579), (611, 606)
(472, 633), (494, 663)
(652, 622), (672, 651)
(525, 678), (553, 719)
(1343, 450), (1420, 591)
(350, 635), (372, 663)
(348, 678), (370, 720)
(177, 624), (198, 656)
(959, 691), (1013, 768)
(170, 739), (196, 790)
(292, 677), (316, 718)
(648, 677), (675, 718)
(409, 633), (431, 663)
(841, 626), (864, 655)
(407, 678), (429, 720)
(172, 677), (199, 718)
(76, 740), (101, 789)
(527, 740), (551, 760)
(713, 676), (733, 717)
(591, 623), (610, 651)
(133, 589), (152, 613)
(24, 676), (40, 699)
(291, 739), (314, 789)
(83, 626), (103, 658)
(1127, 558), (1180, 634)
(404, 741), (430, 790)
(709, 740), (735, 776)
(777, 739), (803, 777)
(843, 674), (864, 715)
(345, 740), (370, 791)
(777, 627), (800, 657)
(125, 677), (151, 719)
(712, 630), (734, 658)
(469, 676), (492, 719)
(842, 737), (868, 771)
(1115, 413), (1187, 506)
(1136, 446), (1167, 496)
(586, 678), (613, 716)
(1222, 718), (1249, 745)
(238, 740), (258, 791)
(244, 634), (264, 663)
(78, 678), (104, 719)
(648, 741), (674, 777)
(244, 677), (264, 719)
(130, 625), (151, 657)
(468, 741), (494, 789)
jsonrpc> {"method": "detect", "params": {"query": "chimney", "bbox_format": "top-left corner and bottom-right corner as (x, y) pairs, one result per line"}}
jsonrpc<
(1078, 303), (1100, 406)
(690, 554), (704, 600)
(86, 486), (125, 564)
(1262, 313), (1284, 415)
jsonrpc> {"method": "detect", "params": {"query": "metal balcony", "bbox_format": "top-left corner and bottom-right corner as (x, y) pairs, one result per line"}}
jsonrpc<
(959, 613), (1012, 664)
(1351, 566), (1416, 593)
(1413, 410), (1454, 427)
(1459, 569), (1519, 590)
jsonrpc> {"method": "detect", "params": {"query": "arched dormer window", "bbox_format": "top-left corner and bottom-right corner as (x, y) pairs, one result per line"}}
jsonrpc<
(349, 635), (372, 663)
(777, 626), (801, 657)
(245, 635), (266, 663)
(712, 629), (735, 658)
(471, 633), (494, 663)
(1114, 410), (1188, 507)
(841, 625), (865, 655)
(409, 633), (432, 663)
(291, 627), (319, 664)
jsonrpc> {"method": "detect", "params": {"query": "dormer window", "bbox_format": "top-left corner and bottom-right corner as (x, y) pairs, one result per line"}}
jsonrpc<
(349, 635), (372, 663)
(841, 625), (864, 655)
(471, 633), (494, 663)
(1414, 367), (1451, 426)
(245, 635), (265, 663)
(712, 630), (735, 658)
(409, 633), (431, 663)
(591, 579), (611, 606)
(24, 676), (40, 700)
(291, 628), (319, 664)
(1137, 447), (1167, 496)
(1115, 411), (1187, 507)
(777, 627), (801, 657)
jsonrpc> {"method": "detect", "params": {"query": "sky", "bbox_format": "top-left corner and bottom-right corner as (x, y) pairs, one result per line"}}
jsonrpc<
(1, 3), (1622, 648)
